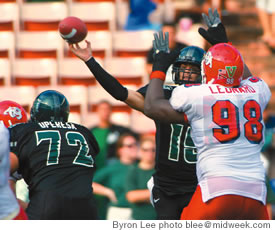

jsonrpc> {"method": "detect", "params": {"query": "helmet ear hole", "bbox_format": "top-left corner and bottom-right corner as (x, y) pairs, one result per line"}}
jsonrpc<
(31, 90), (70, 123)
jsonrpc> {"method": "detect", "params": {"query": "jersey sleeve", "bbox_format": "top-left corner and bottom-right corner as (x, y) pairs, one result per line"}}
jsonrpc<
(8, 123), (24, 156)
(169, 85), (200, 121)
(137, 85), (148, 98)
(242, 76), (271, 107)
(137, 85), (173, 99)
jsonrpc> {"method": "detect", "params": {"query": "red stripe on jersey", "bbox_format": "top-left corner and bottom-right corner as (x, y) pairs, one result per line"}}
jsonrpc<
(183, 113), (189, 123)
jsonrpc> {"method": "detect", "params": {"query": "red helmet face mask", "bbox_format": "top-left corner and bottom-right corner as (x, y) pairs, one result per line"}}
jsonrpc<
(0, 100), (28, 128)
(202, 43), (244, 87)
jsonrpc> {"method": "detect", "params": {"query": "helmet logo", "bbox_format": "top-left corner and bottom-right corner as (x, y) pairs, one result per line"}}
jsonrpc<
(225, 66), (237, 78)
(204, 51), (213, 68)
(4, 106), (23, 120)
(218, 69), (227, 80)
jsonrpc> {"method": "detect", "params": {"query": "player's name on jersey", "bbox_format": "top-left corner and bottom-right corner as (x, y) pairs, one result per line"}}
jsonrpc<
(38, 121), (77, 130)
(208, 84), (256, 94)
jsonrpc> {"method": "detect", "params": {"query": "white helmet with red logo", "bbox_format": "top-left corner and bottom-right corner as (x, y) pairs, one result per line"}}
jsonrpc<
(0, 100), (28, 128)
(201, 43), (244, 87)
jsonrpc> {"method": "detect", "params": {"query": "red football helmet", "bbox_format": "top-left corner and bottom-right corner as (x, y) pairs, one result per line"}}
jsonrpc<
(201, 43), (244, 87)
(0, 100), (28, 128)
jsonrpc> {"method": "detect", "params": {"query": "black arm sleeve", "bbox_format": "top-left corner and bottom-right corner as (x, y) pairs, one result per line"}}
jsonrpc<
(85, 57), (128, 101)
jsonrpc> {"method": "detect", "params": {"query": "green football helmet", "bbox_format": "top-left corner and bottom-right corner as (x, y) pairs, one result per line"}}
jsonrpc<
(30, 90), (70, 122)
(172, 46), (205, 85)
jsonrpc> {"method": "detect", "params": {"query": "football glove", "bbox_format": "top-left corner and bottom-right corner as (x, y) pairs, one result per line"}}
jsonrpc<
(198, 8), (229, 45)
(153, 30), (170, 59)
(152, 31), (180, 73)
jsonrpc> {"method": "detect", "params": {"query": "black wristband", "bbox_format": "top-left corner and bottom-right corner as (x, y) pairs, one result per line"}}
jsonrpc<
(85, 57), (128, 101)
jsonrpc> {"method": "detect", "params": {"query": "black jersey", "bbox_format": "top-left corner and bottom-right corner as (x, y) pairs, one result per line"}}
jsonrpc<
(138, 85), (197, 195)
(9, 121), (99, 198)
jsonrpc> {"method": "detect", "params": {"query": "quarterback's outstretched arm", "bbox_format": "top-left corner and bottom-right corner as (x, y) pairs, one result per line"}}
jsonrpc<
(69, 40), (185, 124)
(69, 41), (145, 112)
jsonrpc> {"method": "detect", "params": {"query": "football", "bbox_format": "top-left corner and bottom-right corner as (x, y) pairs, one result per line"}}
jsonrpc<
(58, 16), (87, 43)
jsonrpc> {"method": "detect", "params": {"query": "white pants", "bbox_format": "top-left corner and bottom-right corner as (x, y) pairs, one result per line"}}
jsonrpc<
(106, 206), (132, 220)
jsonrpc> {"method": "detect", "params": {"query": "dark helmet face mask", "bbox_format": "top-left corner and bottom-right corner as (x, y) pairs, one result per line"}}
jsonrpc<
(172, 46), (205, 85)
(30, 90), (70, 123)
(172, 65), (201, 85)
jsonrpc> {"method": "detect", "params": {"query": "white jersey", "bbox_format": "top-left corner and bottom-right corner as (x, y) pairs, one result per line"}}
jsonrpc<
(170, 77), (271, 203)
(0, 123), (19, 219)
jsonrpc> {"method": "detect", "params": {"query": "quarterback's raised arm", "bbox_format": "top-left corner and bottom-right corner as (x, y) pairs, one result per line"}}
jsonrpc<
(144, 31), (187, 124)
(68, 41), (145, 112)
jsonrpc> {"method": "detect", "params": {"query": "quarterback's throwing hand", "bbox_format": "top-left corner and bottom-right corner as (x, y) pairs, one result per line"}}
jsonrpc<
(68, 40), (93, 62)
